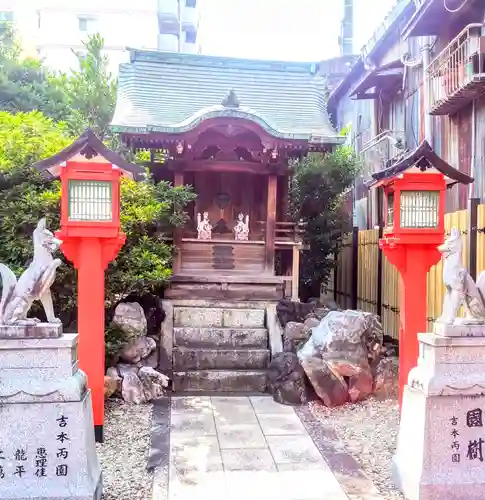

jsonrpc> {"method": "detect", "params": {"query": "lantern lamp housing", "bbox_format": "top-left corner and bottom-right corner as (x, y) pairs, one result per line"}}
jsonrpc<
(60, 161), (122, 239)
(381, 172), (446, 244)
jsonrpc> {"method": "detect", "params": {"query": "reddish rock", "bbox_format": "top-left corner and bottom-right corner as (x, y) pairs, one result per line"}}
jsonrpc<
(301, 357), (349, 407)
(348, 369), (374, 402)
(374, 357), (399, 398)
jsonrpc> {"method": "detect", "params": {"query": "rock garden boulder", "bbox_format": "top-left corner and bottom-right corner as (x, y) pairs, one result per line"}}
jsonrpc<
(267, 352), (308, 405)
(296, 309), (388, 407)
(105, 301), (169, 403)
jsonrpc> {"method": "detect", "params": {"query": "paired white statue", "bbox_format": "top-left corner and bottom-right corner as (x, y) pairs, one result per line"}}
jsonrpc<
(196, 212), (250, 241)
(233, 213), (250, 241)
(0, 218), (62, 325)
(196, 212), (212, 240)
(438, 227), (485, 325)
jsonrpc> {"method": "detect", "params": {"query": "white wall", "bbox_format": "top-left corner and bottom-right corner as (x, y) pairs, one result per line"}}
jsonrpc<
(1, 0), (160, 73)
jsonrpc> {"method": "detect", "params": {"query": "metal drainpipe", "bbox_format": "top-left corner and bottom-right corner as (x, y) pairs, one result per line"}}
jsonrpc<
(421, 36), (432, 144)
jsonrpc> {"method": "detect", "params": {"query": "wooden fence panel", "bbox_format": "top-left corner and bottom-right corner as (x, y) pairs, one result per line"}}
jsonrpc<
(382, 256), (400, 340)
(357, 229), (379, 314)
(329, 206), (484, 341)
(335, 234), (353, 309)
(477, 205), (485, 277)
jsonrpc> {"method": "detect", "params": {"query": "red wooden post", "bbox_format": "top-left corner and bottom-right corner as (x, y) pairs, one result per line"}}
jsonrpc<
(374, 172), (445, 409)
(56, 160), (125, 443)
(265, 174), (277, 274)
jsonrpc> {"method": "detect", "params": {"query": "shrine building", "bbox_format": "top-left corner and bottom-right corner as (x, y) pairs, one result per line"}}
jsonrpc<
(111, 50), (343, 302)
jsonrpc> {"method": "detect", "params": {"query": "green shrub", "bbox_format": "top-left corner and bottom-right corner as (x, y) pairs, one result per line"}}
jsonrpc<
(289, 147), (360, 299)
(0, 111), (195, 331)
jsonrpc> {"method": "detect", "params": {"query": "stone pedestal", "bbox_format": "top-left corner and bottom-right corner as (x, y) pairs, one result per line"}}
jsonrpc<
(393, 322), (485, 500)
(0, 325), (101, 500)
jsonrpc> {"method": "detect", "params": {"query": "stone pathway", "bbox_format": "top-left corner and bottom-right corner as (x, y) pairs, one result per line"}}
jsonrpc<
(151, 395), (350, 500)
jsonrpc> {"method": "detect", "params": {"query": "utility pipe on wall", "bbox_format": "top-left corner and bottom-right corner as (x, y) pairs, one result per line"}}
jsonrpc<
(421, 36), (432, 144)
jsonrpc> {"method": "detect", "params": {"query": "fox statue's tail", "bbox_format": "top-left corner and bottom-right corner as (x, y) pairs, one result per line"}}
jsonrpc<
(0, 263), (17, 323)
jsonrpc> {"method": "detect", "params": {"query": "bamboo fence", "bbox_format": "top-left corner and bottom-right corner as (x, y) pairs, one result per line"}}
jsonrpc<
(330, 206), (485, 339)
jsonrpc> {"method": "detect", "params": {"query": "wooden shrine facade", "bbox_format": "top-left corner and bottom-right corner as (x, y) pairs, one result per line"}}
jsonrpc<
(111, 50), (344, 300)
(127, 113), (319, 300)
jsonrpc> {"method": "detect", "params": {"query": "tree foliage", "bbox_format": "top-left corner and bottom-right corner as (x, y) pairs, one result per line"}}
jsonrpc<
(0, 24), (71, 122)
(0, 111), (195, 328)
(0, 25), (116, 138)
(51, 34), (117, 139)
(289, 147), (360, 299)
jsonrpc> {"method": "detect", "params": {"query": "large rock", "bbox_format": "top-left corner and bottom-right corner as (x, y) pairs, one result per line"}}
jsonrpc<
(298, 309), (385, 407)
(139, 348), (159, 369)
(374, 356), (399, 398)
(104, 375), (119, 399)
(119, 336), (156, 364)
(112, 302), (147, 339)
(301, 357), (349, 407)
(276, 300), (315, 327)
(115, 363), (139, 378)
(138, 367), (169, 400)
(283, 322), (307, 353)
(121, 372), (146, 404)
(348, 369), (374, 402)
(267, 352), (308, 405)
(361, 313), (385, 369)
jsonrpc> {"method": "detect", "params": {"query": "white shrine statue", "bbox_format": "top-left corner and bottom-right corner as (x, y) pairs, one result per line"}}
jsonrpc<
(233, 213), (250, 241)
(438, 227), (485, 324)
(197, 212), (212, 240)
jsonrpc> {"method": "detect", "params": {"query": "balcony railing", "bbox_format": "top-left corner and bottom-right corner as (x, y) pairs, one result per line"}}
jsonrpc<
(360, 130), (405, 174)
(427, 23), (485, 115)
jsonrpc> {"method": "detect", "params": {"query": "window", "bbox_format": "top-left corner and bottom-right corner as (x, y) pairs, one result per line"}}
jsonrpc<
(78, 16), (96, 32)
(185, 30), (196, 44)
(185, 0), (197, 7)
(0, 11), (14, 22)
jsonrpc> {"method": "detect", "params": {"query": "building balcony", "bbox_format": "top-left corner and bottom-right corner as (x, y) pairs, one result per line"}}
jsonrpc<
(158, 0), (179, 35)
(181, 5), (198, 32)
(360, 130), (406, 174)
(427, 24), (485, 116)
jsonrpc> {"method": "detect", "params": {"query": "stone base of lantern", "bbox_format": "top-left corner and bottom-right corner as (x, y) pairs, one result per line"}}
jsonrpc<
(0, 329), (102, 500)
(393, 324), (485, 500)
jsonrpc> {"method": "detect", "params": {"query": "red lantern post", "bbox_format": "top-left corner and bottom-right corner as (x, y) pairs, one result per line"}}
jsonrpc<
(33, 130), (145, 443)
(369, 141), (473, 409)
(56, 160), (125, 443)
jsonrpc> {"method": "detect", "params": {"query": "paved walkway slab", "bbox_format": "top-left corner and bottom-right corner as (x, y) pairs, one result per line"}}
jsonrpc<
(153, 395), (350, 500)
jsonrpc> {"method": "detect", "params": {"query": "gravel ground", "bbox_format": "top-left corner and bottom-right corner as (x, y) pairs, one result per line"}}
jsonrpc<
(308, 395), (405, 499)
(97, 400), (154, 500)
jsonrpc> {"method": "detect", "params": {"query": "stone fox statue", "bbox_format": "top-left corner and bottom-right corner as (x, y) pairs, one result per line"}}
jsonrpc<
(0, 218), (63, 325)
(438, 227), (485, 324)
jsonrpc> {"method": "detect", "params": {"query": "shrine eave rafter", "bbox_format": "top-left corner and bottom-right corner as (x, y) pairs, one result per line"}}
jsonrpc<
(112, 106), (344, 150)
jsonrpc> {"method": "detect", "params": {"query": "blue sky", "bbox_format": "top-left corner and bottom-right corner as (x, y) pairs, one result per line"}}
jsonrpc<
(198, 0), (396, 61)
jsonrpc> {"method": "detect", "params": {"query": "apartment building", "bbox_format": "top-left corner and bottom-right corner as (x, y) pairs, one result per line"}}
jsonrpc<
(0, 0), (200, 74)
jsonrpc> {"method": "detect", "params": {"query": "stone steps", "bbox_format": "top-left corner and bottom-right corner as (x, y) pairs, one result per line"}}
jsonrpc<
(173, 327), (268, 348)
(173, 347), (270, 370)
(172, 369), (268, 392)
(171, 304), (270, 393)
(174, 307), (265, 328)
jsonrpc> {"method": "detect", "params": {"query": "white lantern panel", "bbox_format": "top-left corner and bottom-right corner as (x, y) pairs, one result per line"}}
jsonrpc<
(400, 190), (439, 228)
(68, 180), (112, 221)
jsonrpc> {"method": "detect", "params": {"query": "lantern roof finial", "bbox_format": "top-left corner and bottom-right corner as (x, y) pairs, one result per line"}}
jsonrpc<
(33, 129), (145, 181)
(368, 140), (473, 188)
